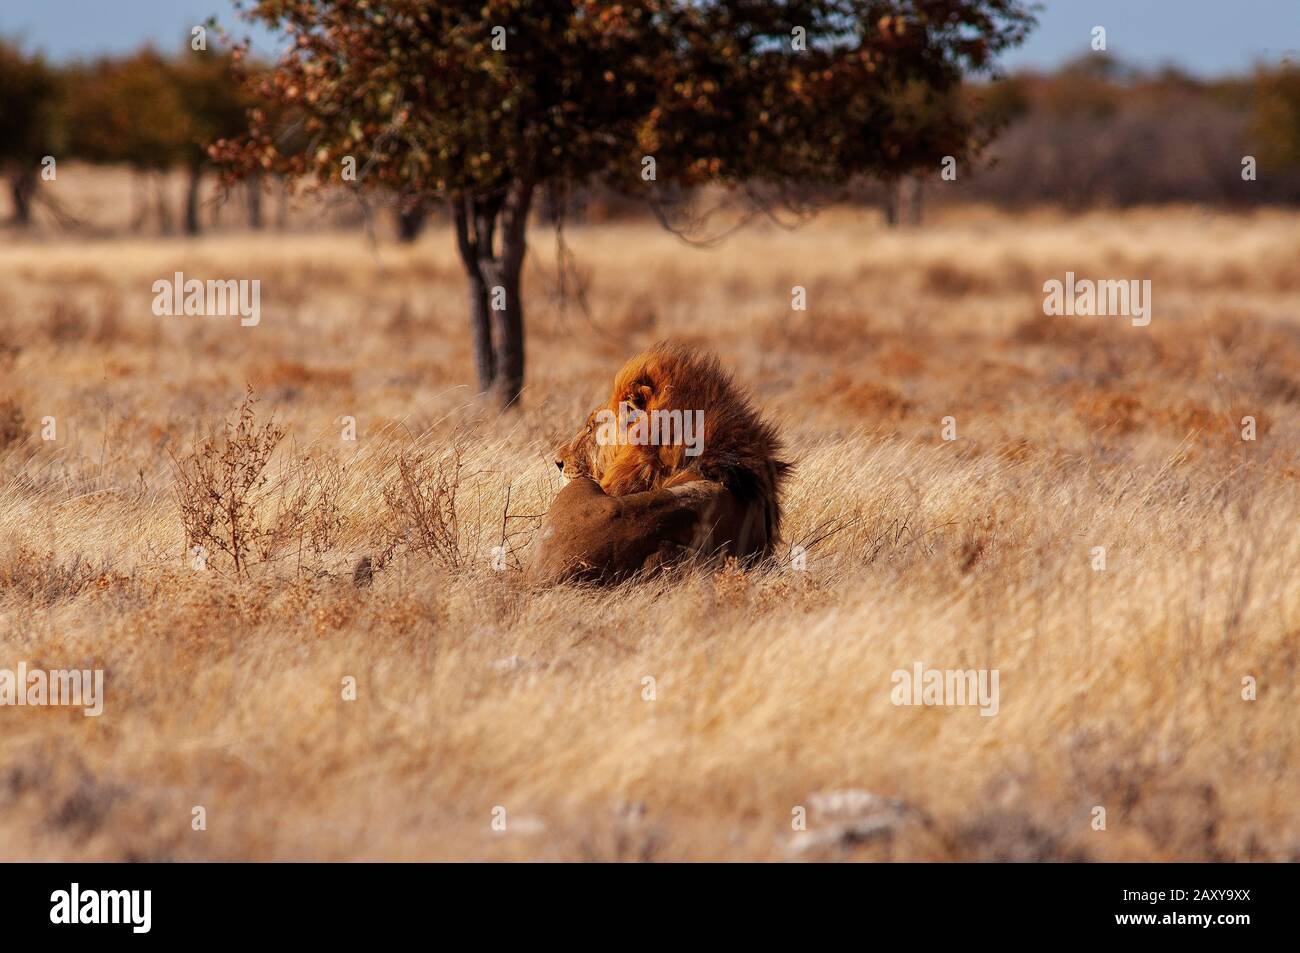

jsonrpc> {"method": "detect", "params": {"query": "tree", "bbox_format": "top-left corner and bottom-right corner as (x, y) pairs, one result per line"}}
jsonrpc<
(1254, 63), (1300, 172)
(172, 48), (255, 235)
(0, 41), (63, 226)
(217, 0), (1033, 408)
(63, 47), (251, 235)
(65, 50), (192, 232)
(873, 80), (977, 225)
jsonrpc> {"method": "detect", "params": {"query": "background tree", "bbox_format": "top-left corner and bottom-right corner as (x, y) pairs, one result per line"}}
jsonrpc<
(872, 80), (977, 225)
(0, 41), (64, 226)
(1254, 63), (1300, 172)
(394, 195), (433, 243)
(172, 48), (254, 235)
(66, 49), (191, 232)
(241, 91), (311, 230)
(217, 0), (1033, 408)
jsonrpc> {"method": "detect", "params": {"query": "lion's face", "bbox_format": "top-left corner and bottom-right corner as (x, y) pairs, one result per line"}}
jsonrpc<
(554, 410), (604, 483)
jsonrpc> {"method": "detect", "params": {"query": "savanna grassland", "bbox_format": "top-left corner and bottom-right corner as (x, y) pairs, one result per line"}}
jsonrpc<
(2, 191), (1299, 860)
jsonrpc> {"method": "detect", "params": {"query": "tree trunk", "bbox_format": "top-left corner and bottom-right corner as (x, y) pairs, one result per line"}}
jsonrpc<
(452, 181), (534, 409)
(907, 176), (923, 226)
(184, 166), (203, 236)
(248, 173), (264, 230)
(454, 197), (496, 396)
(275, 179), (289, 230)
(9, 169), (37, 226)
(396, 197), (429, 243)
(130, 172), (149, 232)
(489, 180), (532, 409)
(480, 254), (525, 408)
(882, 178), (899, 227)
(466, 267), (496, 395)
(155, 172), (174, 235)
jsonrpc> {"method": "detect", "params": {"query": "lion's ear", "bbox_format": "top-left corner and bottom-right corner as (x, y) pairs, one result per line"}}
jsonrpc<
(630, 383), (654, 409)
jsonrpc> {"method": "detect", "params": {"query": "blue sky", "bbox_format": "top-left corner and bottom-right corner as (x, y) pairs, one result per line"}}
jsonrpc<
(1, 0), (1297, 76)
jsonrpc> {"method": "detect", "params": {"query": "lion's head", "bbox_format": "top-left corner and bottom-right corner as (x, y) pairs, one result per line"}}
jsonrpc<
(553, 409), (607, 483)
(594, 342), (791, 546)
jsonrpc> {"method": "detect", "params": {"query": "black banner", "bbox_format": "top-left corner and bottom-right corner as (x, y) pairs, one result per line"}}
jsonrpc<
(1, 862), (1289, 941)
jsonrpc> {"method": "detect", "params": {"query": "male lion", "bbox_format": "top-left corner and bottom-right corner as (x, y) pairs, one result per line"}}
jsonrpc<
(530, 343), (791, 584)
(527, 476), (757, 585)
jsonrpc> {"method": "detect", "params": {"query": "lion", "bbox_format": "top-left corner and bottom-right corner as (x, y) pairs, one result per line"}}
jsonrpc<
(534, 343), (791, 583)
(526, 476), (757, 586)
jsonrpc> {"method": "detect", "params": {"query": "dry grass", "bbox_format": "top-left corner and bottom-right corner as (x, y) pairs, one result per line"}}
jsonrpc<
(2, 202), (1299, 861)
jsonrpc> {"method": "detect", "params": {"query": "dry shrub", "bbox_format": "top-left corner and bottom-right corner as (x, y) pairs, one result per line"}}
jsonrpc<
(996, 436), (1036, 463)
(170, 389), (346, 576)
(1010, 314), (1101, 347)
(265, 360), (353, 390)
(373, 443), (466, 571)
(0, 547), (103, 605)
(45, 300), (89, 345)
(92, 292), (123, 346)
(762, 309), (874, 357)
(0, 398), (25, 450)
(171, 389), (285, 575)
(923, 262), (984, 297)
(875, 343), (926, 376)
(819, 373), (912, 420)
(298, 457), (347, 558)
(0, 317), (21, 370)
(1073, 391), (1144, 434)
(263, 452), (349, 569)
(385, 301), (416, 336)
(1154, 400), (1221, 436)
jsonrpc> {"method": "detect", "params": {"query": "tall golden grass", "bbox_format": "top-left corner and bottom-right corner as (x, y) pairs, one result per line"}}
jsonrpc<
(1, 203), (1298, 860)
